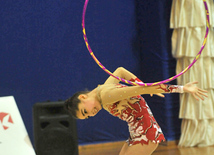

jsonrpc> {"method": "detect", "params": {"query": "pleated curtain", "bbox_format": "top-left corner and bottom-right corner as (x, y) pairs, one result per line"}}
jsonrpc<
(170, 0), (214, 147)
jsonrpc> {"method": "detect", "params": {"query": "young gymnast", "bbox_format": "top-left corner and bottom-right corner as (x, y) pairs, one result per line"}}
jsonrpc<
(64, 67), (208, 155)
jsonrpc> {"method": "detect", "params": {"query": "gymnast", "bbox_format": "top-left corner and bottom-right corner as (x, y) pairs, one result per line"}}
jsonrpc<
(64, 67), (208, 155)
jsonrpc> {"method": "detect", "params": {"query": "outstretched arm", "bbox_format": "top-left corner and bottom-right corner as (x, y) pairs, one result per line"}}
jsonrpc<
(100, 82), (208, 104)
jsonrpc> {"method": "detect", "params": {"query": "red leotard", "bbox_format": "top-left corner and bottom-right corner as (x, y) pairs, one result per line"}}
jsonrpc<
(98, 84), (166, 146)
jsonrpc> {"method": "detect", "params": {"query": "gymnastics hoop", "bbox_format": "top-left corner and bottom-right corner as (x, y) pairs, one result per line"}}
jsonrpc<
(82, 0), (210, 86)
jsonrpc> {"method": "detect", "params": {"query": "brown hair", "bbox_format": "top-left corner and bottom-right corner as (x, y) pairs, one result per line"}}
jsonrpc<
(64, 91), (89, 119)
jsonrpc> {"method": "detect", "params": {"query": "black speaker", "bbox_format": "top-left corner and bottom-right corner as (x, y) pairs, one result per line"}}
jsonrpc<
(33, 101), (78, 155)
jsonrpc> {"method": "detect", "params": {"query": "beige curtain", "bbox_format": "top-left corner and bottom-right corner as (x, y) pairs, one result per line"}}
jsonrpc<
(170, 0), (214, 147)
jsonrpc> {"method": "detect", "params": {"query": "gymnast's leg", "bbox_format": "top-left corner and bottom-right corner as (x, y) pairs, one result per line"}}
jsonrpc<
(119, 141), (159, 155)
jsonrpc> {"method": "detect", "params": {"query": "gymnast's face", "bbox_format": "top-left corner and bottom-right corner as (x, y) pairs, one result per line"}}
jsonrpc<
(76, 94), (102, 119)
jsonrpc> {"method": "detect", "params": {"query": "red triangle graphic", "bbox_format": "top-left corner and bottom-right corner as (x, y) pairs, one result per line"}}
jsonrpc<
(0, 113), (8, 123)
(3, 125), (9, 130)
(8, 115), (14, 124)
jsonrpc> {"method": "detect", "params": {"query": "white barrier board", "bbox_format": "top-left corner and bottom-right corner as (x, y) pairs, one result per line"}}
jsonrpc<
(0, 96), (36, 155)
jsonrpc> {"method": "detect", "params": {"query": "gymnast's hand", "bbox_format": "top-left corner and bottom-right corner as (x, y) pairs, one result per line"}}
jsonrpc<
(150, 93), (165, 98)
(183, 81), (208, 101)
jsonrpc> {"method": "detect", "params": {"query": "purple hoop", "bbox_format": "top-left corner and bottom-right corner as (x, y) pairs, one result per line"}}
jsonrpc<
(82, 0), (210, 86)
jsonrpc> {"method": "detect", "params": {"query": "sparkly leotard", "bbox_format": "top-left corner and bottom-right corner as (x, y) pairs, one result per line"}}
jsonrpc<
(97, 84), (166, 146)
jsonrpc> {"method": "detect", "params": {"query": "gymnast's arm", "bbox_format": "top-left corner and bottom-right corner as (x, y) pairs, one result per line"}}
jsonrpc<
(103, 67), (165, 97)
(100, 82), (208, 104)
(104, 67), (137, 84)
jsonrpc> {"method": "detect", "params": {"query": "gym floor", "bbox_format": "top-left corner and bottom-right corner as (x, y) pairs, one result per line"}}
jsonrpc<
(78, 141), (214, 155)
